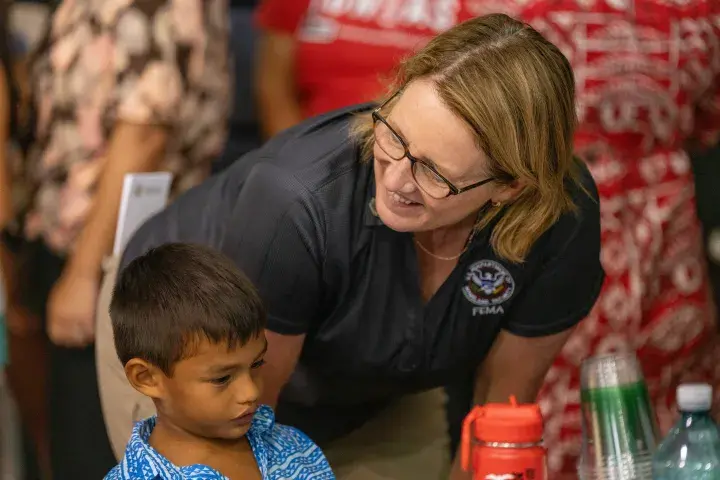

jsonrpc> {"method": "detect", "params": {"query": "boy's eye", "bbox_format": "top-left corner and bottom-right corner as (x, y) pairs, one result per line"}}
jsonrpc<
(251, 359), (266, 370)
(211, 375), (231, 385)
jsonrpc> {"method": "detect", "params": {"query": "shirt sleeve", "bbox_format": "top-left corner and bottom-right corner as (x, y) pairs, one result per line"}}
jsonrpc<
(269, 424), (335, 479)
(255, 0), (312, 34)
(120, 169), (238, 270)
(220, 164), (324, 336)
(502, 192), (605, 338)
(103, 465), (121, 479)
(120, 151), (323, 335)
(111, 0), (188, 125)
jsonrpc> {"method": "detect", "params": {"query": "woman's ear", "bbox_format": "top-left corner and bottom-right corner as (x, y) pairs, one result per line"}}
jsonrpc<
(124, 358), (165, 400)
(492, 179), (526, 205)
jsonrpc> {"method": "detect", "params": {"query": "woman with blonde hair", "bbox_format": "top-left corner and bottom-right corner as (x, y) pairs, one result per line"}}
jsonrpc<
(96, 14), (604, 478)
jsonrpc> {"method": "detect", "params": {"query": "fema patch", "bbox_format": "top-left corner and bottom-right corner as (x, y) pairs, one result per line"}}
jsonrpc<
(462, 260), (515, 315)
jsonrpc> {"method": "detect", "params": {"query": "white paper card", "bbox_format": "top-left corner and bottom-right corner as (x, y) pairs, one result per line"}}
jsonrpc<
(113, 172), (173, 256)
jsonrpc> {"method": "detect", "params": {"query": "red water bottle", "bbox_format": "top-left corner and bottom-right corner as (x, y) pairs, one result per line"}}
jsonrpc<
(461, 396), (547, 480)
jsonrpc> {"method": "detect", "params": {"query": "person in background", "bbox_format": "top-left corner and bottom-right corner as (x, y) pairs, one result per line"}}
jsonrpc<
(0, 0), (11, 371)
(212, 0), (263, 173)
(254, 0), (477, 138)
(453, 1), (719, 477)
(0, 0), (230, 477)
(0, 1), (53, 477)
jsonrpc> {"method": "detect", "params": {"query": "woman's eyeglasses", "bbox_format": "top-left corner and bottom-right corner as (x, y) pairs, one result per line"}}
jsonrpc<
(371, 94), (495, 199)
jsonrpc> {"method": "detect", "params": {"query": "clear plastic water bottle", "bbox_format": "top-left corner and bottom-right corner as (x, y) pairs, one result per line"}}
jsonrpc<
(652, 383), (720, 480)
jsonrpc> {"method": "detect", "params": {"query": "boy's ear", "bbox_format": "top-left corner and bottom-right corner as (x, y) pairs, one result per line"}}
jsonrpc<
(125, 358), (165, 400)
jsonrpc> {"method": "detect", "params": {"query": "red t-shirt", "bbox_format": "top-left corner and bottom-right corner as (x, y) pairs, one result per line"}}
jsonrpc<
(255, 0), (476, 118)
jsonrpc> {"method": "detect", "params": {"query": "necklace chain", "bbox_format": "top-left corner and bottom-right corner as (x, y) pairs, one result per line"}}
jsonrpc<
(414, 237), (466, 261)
(414, 227), (478, 261)
(368, 197), (480, 261)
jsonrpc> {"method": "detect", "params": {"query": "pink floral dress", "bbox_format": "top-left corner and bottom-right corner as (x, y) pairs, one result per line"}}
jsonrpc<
(15, 0), (230, 254)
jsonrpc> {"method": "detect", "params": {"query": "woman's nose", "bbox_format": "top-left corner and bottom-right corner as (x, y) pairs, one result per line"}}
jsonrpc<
(382, 157), (416, 194)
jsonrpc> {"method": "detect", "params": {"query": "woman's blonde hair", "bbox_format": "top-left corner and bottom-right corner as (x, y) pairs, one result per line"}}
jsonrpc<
(352, 14), (582, 263)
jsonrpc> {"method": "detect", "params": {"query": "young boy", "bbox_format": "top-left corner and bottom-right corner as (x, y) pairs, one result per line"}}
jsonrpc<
(104, 243), (334, 480)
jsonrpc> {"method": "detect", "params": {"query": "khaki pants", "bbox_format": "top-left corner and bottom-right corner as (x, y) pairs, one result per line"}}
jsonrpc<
(95, 256), (451, 479)
(95, 256), (156, 459)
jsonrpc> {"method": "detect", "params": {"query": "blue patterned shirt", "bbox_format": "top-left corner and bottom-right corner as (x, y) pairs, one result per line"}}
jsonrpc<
(105, 405), (335, 480)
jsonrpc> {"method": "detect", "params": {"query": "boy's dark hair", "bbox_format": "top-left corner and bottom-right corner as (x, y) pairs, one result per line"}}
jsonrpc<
(110, 243), (266, 375)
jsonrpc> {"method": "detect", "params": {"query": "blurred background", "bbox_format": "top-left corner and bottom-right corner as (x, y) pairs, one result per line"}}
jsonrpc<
(1, 0), (718, 478)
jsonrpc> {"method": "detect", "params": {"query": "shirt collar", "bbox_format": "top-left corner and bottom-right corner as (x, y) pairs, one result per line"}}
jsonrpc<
(363, 170), (384, 227)
(117, 405), (275, 480)
(364, 197), (384, 227)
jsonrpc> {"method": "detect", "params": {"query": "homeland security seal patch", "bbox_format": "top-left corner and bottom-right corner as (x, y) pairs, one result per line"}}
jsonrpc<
(462, 260), (515, 315)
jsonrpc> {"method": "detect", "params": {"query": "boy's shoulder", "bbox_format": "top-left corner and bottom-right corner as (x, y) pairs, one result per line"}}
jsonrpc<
(252, 405), (311, 446)
(266, 419), (316, 448)
(103, 417), (187, 480)
(105, 465), (123, 479)
(252, 406), (335, 479)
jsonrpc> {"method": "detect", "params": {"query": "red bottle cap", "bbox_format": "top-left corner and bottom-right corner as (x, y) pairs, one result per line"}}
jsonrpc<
(471, 396), (544, 444)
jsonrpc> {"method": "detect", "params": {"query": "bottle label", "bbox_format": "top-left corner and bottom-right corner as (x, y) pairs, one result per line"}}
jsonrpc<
(473, 446), (545, 480)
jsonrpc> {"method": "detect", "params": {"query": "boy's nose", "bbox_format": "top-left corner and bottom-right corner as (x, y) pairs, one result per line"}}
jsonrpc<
(235, 373), (260, 405)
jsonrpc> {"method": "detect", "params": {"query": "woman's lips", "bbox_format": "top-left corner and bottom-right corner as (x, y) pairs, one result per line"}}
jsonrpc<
(389, 190), (422, 206)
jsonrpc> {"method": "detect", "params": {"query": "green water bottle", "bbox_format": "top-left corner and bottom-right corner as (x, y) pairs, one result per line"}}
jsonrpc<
(578, 352), (658, 479)
(652, 384), (720, 480)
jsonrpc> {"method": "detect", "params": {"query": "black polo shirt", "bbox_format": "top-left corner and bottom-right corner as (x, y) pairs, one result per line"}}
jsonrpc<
(122, 105), (604, 442)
